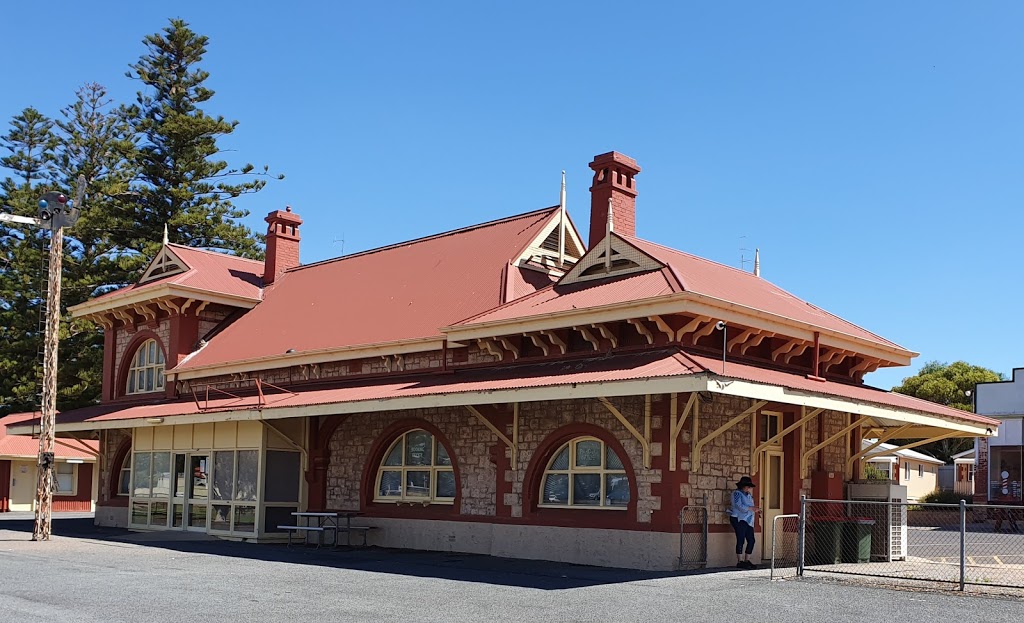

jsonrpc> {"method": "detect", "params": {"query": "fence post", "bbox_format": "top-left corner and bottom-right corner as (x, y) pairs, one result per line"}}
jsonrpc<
(797, 494), (806, 577)
(959, 499), (967, 591)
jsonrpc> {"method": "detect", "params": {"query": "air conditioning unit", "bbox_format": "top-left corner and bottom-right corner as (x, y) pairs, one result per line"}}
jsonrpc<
(847, 483), (908, 562)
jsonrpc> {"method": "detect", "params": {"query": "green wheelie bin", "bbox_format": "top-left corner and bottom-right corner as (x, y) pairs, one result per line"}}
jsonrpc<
(810, 517), (843, 565)
(841, 518), (874, 563)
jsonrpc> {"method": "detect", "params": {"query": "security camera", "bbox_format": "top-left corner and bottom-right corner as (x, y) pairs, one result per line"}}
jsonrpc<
(715, 321), (727, 331)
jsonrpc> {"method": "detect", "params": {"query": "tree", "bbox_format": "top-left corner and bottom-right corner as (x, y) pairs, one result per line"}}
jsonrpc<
(0, 108), (58, 414)
(121, 18), (281, 268)
(48, 84), (139, 410)
(891, 361), (1005, 462)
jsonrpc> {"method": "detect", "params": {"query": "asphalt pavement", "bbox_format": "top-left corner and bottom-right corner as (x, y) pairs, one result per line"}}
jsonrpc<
(0, 515), (1021, 622)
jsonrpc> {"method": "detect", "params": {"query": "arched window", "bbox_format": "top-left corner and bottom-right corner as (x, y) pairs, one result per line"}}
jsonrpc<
(126, 339), (165, 395)
(117, 450), (131, 496)
(540, 437), (629, 509)
(374, 429), (455, 504)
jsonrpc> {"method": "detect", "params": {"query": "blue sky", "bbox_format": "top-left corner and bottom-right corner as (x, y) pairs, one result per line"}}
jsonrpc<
(3, 2), (1021, 389)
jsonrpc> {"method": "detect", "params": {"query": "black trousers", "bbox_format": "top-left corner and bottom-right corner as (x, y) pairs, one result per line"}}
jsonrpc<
(730, 516), (755, 555)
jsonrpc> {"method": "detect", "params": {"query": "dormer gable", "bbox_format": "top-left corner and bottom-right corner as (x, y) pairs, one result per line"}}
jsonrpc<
(560, 232), (663, 284)
(513, 213), (586, 273)
(138, 246), (189, 284)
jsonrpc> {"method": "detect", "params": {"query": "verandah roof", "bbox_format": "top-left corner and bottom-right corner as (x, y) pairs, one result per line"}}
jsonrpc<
(6, 348), (998, 438)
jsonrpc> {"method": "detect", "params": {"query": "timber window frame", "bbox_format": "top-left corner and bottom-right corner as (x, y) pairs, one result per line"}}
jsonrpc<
(373, 429), (456, 505)
(117, 451), (131, 497)
(539, 436), (630, 510)
(126, 339), (166, 395)
(54, 462), (77, 496)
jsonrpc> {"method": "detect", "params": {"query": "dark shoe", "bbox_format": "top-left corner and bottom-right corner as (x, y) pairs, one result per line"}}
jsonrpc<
(736, 562), (746, 569)
(742, 560), (756, 569)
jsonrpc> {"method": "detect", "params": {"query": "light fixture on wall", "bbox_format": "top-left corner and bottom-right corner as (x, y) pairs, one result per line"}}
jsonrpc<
(145, 417), (164, 424)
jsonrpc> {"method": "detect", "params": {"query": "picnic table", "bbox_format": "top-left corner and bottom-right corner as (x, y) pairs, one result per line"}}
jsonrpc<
(278, 511), (375, 547)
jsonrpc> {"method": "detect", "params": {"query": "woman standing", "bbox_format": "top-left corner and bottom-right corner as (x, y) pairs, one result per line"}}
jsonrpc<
(729, 476), (758, 569)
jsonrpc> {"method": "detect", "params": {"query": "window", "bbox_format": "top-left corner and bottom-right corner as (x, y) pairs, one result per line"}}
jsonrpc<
(117, 451), (131, 496)
(126, 339), (165, 394)
(55, 463), (76, 495)
(540, 437), (630, 509)
(989, 446), (1022, 501)
(375, 430), (455, 504)
(760, 412), (783, 444)
(918, 464), (924, 478)
(130, 451), (172, 527)
(967, 464), (975, 483)
(209, 449), (259, 533)
(904, 462), (910, 481)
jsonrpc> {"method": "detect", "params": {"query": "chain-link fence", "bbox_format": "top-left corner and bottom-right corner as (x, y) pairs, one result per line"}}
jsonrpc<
(679, 496), (708, 570)
(799, 498), (1024, 590)
(770, 514), (799, 580)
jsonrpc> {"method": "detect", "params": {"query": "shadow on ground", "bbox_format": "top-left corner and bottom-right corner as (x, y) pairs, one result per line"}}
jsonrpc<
(0, 516), (749, 590)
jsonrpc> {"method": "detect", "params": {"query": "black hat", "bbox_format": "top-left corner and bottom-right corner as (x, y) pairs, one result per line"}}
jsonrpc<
(736, 476), (756, 489)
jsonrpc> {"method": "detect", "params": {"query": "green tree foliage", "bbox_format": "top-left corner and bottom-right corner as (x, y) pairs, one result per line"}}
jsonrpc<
(49, 84), (139, 409)
(122, 18), (280, 267)
(0, 108), (58, 413)
(0, 19), (280, 415)
(892, 361), (1005, 462)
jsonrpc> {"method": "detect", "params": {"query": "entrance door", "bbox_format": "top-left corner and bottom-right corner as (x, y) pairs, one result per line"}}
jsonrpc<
(762, 449), (785, 546)
(185, 454), (209, 531)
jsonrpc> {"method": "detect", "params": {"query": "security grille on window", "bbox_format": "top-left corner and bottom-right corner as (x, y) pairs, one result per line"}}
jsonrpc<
(126, 339), (165, 394)
(540, 437), (630, 509)
(375, 430), (455, 504)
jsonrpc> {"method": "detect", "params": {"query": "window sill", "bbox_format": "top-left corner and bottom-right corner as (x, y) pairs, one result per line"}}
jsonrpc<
(537, 504), (628, 511)
(373, 499), (455, 506)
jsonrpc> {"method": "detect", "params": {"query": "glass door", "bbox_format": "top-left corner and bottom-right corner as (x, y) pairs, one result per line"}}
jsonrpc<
(186, 454), (210, 531)
(171, 453), (186, 528)
(762, 450), (785, 546)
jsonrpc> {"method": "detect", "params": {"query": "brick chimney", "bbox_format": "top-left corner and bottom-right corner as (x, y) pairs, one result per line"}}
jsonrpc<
(588, 151), (640, 247)
(263, 206), (302, 285)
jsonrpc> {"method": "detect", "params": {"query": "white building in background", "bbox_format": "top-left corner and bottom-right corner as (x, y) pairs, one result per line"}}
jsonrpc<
(975, 369), (1024, 503)
(862, 439), (943, 502)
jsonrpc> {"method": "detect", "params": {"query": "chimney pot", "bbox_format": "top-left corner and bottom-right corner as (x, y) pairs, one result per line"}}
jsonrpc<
(264, 207), (303, 285)
(588, 151), (640, 248)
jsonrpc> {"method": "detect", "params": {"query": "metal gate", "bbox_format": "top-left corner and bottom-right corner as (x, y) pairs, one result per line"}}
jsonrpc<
(679, 494), (708, 569)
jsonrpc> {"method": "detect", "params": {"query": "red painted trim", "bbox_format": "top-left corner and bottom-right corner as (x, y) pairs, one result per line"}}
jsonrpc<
(359, 418), (462, 519)
(102, 329), (117, 402)
(114, 330), (167, 400)
(521, 423), (640, 530)
(106, 437), (131, 507)
(0, 460), (10, 512)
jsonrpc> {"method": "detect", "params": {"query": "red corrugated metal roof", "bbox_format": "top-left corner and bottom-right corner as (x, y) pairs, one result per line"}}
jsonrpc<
(624, 236), (903, 349)
(678, 352), (997, 425)
(0, 413), (98, 459)
(458, 270), (676, 325)
(454, 234), (903, 351)
(40, 349), (995, 429)
(85, 244), (264, 305)
(174, 208), (562, 372)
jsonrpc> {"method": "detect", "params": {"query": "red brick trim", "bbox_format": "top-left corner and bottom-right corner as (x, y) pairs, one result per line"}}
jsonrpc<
(521, 423), (640, 529)
(359, 418), (462, 519)
(114, 330), (167, 400)
(106, 437), (131, 507)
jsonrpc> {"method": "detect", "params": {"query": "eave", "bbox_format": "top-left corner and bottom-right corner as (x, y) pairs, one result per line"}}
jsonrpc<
(70, 284), (261, 319)
(443, 290), (917, 366)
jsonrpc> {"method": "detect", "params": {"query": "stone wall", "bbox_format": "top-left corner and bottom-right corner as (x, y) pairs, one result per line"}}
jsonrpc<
(325, 395), (662, 525)
(98, 428), (131, 504)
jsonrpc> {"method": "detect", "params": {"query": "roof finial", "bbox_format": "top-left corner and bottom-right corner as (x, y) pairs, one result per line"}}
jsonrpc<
(558, 170), (566, 267)
(604, 197), (613, 270)
(163, 223), (169, 245)
(754, 248), (760, 277)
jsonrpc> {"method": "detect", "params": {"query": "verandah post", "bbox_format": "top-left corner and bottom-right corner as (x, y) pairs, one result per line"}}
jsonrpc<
(798, 494), (806, 576)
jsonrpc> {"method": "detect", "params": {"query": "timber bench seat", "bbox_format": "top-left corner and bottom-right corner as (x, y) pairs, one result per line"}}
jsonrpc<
(337, 525), (378, 546)
(278, 525), (328, 548)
